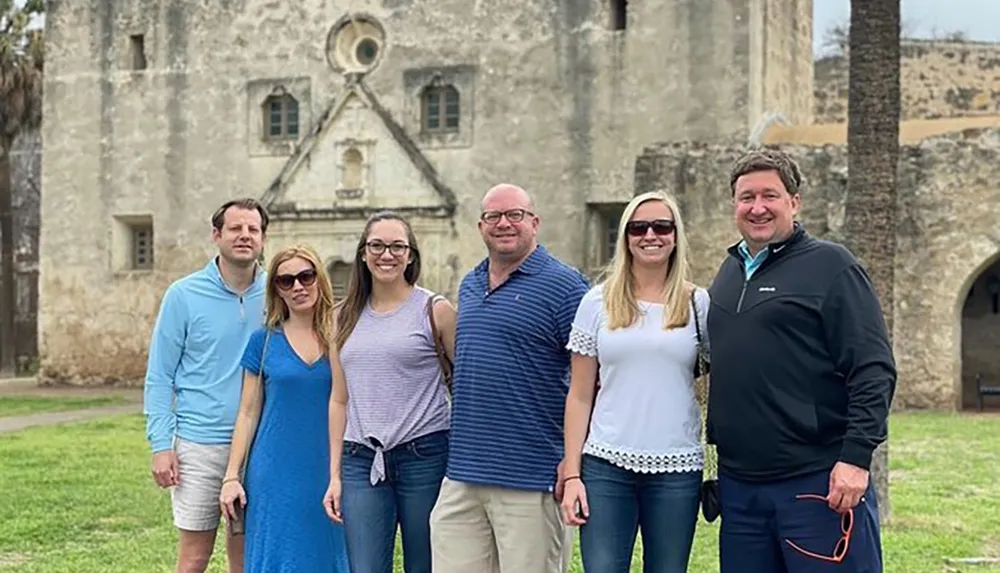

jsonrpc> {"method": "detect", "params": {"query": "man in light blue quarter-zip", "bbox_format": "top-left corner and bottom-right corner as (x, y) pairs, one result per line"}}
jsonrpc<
(143, 198), (269, 573)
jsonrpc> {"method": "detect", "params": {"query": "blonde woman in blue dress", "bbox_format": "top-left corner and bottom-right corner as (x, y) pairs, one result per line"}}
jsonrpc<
(219, 245), (350, 572)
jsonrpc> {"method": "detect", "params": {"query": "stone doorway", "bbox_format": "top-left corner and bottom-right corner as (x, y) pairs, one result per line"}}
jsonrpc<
(960, 254), (1000, 410)
(327, 261), (353, 302)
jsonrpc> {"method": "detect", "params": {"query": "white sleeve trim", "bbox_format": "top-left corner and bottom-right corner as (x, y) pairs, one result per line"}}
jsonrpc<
(566, 325), (598, 357)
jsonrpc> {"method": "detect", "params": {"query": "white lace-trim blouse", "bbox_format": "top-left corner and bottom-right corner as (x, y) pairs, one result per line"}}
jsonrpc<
(566, 284), (710, 474)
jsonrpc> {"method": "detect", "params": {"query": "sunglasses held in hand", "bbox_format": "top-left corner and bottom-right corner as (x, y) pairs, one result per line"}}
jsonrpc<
(783, 493), (854, 563)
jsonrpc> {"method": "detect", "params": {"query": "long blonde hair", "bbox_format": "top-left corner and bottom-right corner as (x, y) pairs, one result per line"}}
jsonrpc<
(602, 191), (692, 330)
(264, 244), (336, 353)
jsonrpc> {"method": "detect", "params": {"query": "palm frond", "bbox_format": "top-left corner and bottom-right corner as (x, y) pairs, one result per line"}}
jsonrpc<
(0, 0), (44, 148)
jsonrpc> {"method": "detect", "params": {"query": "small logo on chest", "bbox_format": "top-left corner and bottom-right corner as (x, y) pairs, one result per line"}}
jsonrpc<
(758, 286), (777, 292)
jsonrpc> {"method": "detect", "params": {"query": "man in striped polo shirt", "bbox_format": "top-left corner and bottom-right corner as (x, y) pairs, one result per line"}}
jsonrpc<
(429, 183), (590, 573)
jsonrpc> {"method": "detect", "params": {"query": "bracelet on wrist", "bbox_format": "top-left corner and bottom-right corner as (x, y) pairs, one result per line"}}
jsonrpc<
(562, 475), (582, 484)
(222, 476), (240, 485)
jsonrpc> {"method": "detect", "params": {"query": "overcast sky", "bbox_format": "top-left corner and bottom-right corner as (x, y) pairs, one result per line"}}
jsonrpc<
(814, 0), (1000, 55)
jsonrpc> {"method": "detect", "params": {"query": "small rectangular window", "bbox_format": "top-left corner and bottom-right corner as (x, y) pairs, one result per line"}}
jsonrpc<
(132, 224), (154, 269)
(286, 102), (300, 137)
(263, 93), (300, 141)
(604, 209), (624, 263)
(610, 0), (627, 31)
(422, 85), (461, 133)
(130, 34), (147, 70)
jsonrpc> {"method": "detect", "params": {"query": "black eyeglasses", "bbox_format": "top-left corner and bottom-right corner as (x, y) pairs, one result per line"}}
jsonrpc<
(274, 269), (317, 291)
(366, 241), (410, 256)
(480, 209), (534, 225)
(625, 219), (676, 237)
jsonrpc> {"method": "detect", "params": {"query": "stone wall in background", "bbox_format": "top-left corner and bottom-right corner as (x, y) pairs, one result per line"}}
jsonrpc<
(814, 39), (1000, 124)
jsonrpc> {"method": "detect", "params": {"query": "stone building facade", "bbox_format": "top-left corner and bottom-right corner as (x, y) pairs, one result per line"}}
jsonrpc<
(38, 0), (812, 383)
(36, 0), (1000, 409)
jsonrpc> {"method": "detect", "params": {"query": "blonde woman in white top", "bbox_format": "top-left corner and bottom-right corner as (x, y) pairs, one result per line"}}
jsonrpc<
(560, 191), (709, 573)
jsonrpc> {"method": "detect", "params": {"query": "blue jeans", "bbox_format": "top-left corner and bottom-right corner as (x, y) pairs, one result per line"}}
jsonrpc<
(718, 468), (883, 573)
(578, 454), (701, 573)
(340, 430), (449, 573)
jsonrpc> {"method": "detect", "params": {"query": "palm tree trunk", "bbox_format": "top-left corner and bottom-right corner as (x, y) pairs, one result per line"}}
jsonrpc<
(0, 146), (16, 376)
(844, 0), (901, 524)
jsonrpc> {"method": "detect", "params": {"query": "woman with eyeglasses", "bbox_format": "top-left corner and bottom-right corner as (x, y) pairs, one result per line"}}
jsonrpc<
(322, 210), (456, 573)
(559, 191), (710, 573)
(218, 244), (350, 572)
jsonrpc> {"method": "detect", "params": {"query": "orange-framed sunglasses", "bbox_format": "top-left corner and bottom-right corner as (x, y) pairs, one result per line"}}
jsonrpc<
(782, 494), (853, 564)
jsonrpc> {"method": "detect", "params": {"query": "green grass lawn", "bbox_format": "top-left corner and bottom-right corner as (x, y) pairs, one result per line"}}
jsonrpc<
(0, 412), (997, 572)
(0, 395), (128, 418)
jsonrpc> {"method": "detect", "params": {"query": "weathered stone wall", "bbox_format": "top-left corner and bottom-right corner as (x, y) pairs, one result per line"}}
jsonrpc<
(751, 0), (814, 127)
(634, 127), (1000, 410)
(39, 0), (813, 384)
(815, 39), (1000, 123)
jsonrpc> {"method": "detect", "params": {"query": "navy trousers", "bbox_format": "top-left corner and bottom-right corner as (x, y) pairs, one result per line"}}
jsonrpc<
(718, 468), (883, 573)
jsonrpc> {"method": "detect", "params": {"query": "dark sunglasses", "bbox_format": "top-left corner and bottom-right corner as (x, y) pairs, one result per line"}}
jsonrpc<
(625, 219), (676, 237)
(274, 269), (317, 291)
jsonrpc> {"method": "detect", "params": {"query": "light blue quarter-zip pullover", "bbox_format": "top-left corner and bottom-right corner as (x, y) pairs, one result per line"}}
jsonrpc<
(143, 257), (267, 453)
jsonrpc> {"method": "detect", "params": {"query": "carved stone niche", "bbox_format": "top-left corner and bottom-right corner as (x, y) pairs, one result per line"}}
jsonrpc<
(334, 138), (376, 200)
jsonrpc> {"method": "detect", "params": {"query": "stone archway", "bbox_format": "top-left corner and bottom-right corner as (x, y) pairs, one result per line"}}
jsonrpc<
(959, 252), (1000, 410)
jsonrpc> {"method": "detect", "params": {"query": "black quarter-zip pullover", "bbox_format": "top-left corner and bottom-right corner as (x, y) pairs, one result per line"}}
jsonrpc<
(706, 225), (897, 482)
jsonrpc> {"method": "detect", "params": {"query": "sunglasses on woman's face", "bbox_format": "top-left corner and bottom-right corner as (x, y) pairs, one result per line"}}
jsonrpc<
(274, 269), (317, 291)
(625, 219), (676, 237)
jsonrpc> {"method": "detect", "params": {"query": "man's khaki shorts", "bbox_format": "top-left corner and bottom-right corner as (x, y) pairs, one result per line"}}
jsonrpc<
(170, 438), (232, 532)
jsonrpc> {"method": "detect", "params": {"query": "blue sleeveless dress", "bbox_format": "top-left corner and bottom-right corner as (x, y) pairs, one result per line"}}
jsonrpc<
(240, 327), (350, 573)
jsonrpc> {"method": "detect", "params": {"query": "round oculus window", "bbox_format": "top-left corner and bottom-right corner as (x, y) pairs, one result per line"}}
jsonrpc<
(355, 38), (379, 66)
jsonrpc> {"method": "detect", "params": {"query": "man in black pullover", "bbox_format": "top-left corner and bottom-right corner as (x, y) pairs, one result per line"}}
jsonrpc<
(707, 148), (896, 573)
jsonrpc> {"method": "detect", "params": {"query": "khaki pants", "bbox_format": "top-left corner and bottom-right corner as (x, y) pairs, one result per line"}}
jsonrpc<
(430, 477), (573, 573)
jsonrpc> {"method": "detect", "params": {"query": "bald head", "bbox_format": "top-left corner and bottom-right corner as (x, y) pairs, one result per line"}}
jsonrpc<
(478, 183), (539, 265)
(481, 184), (534, 211)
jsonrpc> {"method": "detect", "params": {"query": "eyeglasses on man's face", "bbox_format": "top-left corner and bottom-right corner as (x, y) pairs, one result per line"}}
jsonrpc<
(366, 240), (410, 257)
(783, 494), (854, 564)
(480, 209), (533, 225)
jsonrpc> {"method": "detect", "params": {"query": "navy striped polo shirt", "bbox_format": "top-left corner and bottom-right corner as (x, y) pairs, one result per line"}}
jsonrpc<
(447, 245), (590, 491)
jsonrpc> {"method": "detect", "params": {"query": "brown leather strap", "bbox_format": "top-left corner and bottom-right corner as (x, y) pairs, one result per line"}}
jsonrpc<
(425, 294), (454, 394)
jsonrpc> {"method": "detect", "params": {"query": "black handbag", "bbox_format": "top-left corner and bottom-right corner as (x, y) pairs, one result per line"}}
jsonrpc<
(691, 288), (720, 523)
